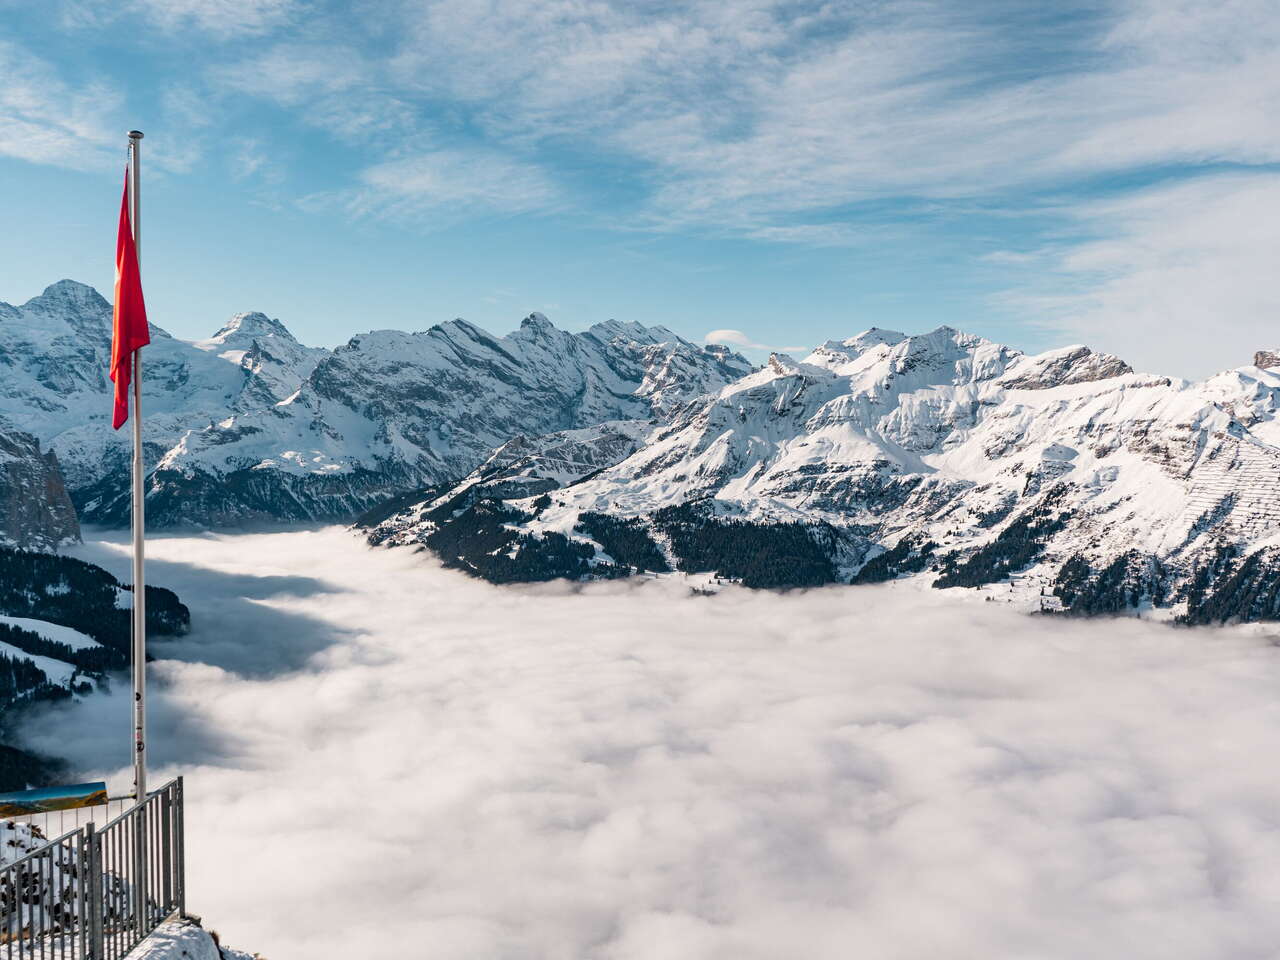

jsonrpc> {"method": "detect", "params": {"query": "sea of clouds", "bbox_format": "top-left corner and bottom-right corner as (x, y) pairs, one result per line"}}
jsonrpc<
(19, 527), (1280, 959)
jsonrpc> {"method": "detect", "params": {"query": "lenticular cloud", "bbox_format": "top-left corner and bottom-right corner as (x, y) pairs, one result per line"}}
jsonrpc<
(23, 528), (1280, 959)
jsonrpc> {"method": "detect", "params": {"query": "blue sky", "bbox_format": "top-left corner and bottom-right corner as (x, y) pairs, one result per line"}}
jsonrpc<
(1, 0), (1277, 377)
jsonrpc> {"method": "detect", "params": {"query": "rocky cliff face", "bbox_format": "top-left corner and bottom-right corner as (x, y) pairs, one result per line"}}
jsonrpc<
(0, 425), (78, 550)
(367, 328), (1280, 622)
(1256, 349), (1280, 370)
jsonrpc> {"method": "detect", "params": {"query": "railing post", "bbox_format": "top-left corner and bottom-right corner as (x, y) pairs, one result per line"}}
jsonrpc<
(134, 798), (148, 941)
(161, 788), (173, 915)
(86, 822), (104, 960)
(175, 776), (186, 918)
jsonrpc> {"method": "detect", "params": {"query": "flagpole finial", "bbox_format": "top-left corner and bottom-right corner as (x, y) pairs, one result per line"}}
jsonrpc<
(128, 130), (144, 140)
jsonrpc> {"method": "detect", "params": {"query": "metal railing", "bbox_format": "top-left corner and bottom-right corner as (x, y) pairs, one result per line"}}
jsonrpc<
(0, 778), (184, 958)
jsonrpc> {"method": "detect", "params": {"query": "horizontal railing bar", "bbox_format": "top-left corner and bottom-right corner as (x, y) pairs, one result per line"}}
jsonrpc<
(97, 779), (180, 832)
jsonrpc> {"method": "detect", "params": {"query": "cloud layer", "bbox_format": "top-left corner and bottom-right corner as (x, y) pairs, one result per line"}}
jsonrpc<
(21, 528), (1280, 959)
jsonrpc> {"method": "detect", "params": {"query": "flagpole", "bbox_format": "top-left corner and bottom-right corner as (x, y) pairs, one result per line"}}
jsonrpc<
(127, 129), (147, 804)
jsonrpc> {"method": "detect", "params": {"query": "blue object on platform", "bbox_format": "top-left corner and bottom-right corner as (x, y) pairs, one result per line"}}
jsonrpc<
(0, 781), (108, 817)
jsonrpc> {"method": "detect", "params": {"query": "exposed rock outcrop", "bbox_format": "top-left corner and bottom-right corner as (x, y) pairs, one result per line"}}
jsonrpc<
(0, 425), (78, 550)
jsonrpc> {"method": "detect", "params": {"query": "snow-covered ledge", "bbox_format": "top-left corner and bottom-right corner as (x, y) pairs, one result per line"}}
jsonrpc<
(125, 918), (256, 960)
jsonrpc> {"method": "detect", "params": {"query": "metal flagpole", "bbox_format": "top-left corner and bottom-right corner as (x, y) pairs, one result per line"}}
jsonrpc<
(128, 130), (147, 804)
(127, 129), (150, 939)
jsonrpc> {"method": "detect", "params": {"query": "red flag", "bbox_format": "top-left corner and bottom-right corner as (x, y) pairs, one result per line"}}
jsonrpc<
(110, 169), (149, 430)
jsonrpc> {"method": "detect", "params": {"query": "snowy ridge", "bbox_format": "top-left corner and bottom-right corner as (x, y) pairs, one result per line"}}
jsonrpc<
(133, 312), (750, 525)
(1, 283), (751, 527)
(369, 326), (1280, 621)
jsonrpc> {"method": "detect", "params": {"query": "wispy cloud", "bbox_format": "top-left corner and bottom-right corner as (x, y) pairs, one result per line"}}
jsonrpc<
(208, 43), (417, 143)
(210, 44), (367, 105)
(15, 0), (1278, 371)
(379, 0), (1280, 231)
(351, 149), (561, 219)
(0, 41), (120, 169)
(998, 170), (1280, 379)
(76, 0), (297, 36)
(228, 137), (286, 184)
(184, 0), (1280, 241)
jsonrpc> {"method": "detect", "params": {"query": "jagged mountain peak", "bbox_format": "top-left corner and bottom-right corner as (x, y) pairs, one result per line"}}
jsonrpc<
(0, 281), (111, 336)
(1255, 349), (1280, 370)
(855, 325), (908, 343)
(121, 307), (754, 526)
(809, 325), (1005, 372)
(203, 311), (297, 349)
(765, 352), (829, 380)
(588, 318), (681, 345)
(426, 317), (515, 356)
(806, 325), (1018, 389)
(1000, 344), (1133, 390)
(34, 279), (110, 311)
(702, 343), (738, 360)
(907, 324), (995, 350)
(808, 329), (902, 368)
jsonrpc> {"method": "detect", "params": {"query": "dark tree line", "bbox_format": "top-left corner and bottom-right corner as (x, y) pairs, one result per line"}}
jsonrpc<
(0, 547), (189, 659)
(0, 622), (120, 674)
(653, 502), (839, 589)
(575, 513), (670, 573)
(421, 496), (843, 589)
(933, 507), (1068, 589)
(853, 537), (937, 584)
(0, 652), (54, 704)
(354, 483), (447, 529)
(1051, 551), (1168, 615)
(0, 742), (64, 792)
(1178, 543), (1242, 619)
(424, 499), (610, 583)
(1181, 547), (1280, 625)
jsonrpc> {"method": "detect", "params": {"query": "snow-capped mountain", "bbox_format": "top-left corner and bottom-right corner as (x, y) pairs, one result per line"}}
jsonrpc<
(0, 424), (78, 551)
(0, 281), (326, 520)
(367, 327), (1280, 622)
(194, 311), (328, 409)
(132, 314), (752, 526)
(0, 282), (751, 527)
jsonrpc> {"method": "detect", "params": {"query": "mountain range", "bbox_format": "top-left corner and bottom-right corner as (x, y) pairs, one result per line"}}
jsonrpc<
(365, 327), (1280, 623)
(0, 280), (750, 529)
(3, 279), (1279, 622)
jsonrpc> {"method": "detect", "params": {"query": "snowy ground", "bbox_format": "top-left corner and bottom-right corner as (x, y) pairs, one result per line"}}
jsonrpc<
(16, 527), (1280, 959)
